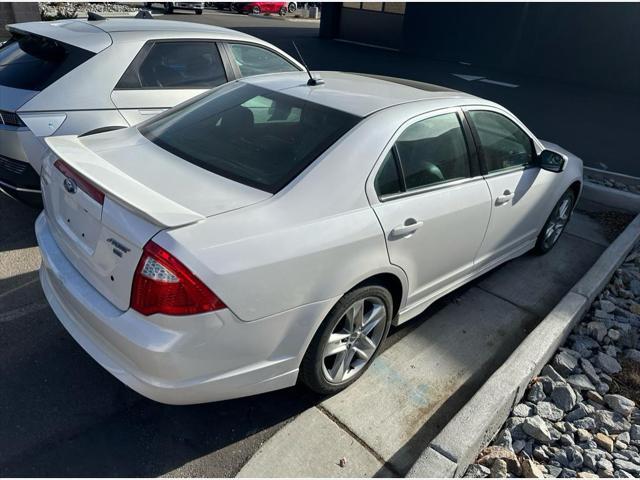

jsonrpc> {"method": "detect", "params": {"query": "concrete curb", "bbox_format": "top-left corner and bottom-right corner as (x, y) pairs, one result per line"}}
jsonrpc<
(408, 212), (640, 478)
(581, 182), (640, 214)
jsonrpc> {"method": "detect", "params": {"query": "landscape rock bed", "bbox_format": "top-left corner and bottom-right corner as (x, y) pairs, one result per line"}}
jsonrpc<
(466, 243), (640, 478)
(587, 175), (640, 196)
(39, 2), (138, 20)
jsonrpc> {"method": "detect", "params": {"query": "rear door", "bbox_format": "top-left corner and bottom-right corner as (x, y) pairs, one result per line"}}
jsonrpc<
(369, 108), (492, 309)
(111, 40), (230, 125)
(465, 108), (557, 269)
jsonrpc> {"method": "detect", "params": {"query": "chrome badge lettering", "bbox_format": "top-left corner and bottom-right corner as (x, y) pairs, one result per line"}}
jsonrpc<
(107, 238), (130, 257)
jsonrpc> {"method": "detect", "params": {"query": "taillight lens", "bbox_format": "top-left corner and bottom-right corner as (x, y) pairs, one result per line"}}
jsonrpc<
(131, 241), (225, 316)
(54, 159), (105, 205)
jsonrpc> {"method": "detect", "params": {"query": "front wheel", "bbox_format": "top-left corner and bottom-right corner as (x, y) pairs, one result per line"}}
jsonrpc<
(164, 3), (174, 13)
(535, 190), (575, 254)
(299, 285), (392, 395)
(252, 5), (260, 14)
(195, 8), (203, 14)
(279, 6), (287, 15)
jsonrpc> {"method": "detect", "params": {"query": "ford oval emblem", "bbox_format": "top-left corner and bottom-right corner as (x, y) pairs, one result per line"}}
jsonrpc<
(63, 177), (77, 194)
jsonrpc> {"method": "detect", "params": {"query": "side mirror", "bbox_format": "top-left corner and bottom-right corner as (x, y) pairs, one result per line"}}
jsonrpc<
(538, 149), (567, 173)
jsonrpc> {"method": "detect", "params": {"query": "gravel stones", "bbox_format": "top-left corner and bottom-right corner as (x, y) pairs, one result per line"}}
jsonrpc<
(468, 244), (640, 479)
(513, 403), (534, 417)
(604, 394), (636, 417)
(536, 401), (564, 422)
(554, 351), (579, 377)
(597, 352), (623, 374)
(551, 384), (578, 412)
(523, 416), (554, 443)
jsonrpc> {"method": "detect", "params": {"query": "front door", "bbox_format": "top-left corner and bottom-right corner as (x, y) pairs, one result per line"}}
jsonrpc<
(466, 108), (558, 269)
(370, 109), (492, 309)
(111, 40), (228, 125)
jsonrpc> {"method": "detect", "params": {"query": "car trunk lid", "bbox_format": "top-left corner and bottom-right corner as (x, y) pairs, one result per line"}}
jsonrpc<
(41, 128), (271, 310)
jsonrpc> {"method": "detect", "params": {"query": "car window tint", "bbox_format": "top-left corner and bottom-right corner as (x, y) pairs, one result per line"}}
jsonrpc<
(140, 83), (360, 193)
(117, 41), (226, 89)
(468, 110), (533, 173)
(228, 44), (298, 77)
(375, 150), (402, 197)
(395, 113), (470, 190)
(241, 95), (302, 123)
(0, 33), (94, 91)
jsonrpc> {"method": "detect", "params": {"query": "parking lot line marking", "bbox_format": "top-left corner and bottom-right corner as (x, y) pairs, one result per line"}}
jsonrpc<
(478, 79), (519, 88)
(0, 302), (49, 323)
(0, 278), (39, 300)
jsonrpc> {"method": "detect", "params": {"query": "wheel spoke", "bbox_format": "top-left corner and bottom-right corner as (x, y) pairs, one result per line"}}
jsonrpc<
(354, 336), (376, 360)
(329, 350), (347, 381)
(346, 300), (365, 332)
(362, 304), (384, 336)
(324, 333), (349, 358)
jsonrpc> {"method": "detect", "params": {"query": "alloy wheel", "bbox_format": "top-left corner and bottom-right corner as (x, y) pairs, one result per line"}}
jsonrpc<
(542, 196), (573, 250)
(321, 296), (386, 384)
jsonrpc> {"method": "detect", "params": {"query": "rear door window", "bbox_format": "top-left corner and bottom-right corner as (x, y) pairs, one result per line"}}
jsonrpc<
(0, 33), (94, 91)
(227, 43), (299, 77)
(116, 41), (227, 89)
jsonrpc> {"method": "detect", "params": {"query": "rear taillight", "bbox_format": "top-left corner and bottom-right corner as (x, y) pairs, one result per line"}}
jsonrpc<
(54, 159), (105, 205)
(131, 241), (225, 316)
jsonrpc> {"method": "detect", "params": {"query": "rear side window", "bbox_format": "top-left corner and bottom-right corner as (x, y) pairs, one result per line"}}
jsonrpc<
(116, 41), (227, 89)
(0, 33), (94, 91)
(140, 83), (360, 193)
(227, 43), (298, 77)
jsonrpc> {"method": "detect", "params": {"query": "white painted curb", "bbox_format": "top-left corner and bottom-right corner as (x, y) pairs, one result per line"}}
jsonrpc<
(408, 213), (640, 477)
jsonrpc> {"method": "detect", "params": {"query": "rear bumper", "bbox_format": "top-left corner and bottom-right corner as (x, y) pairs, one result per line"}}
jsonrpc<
(0, 125), (46, 196)
(36, 213), (335, 404)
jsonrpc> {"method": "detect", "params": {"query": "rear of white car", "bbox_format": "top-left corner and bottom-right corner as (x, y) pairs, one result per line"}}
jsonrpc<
(35, 78), (369, 403)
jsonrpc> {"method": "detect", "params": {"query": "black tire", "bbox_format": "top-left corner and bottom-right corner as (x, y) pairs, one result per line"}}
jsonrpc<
(535, 189), (575, 254)
(279, 6), (287, 15)
(299, 285), (393, 395)
(288, 2), (296, 12)
(195, 8), (203, 14)
(164, 3), (173, 13)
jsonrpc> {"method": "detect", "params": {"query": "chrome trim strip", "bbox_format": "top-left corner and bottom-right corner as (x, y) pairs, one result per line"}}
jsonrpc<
(379, 175), (485, 202)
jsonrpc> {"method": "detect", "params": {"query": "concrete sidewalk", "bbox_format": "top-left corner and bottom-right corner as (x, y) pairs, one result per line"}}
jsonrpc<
(237, 209), (612, 477)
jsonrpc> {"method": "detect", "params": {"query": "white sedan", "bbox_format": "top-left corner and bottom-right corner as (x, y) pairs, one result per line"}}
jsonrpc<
(36, 71), (582, 404)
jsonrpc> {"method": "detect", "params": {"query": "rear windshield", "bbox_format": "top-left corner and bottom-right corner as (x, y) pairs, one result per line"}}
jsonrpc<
(0, 33), (94, 91)
(140, 83), (361, 193)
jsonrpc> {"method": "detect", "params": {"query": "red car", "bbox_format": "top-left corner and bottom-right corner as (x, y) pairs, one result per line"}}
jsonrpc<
(238, 1), (289, 15)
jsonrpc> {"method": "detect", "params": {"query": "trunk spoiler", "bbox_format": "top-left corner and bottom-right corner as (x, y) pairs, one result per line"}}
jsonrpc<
(45, 135), (205, 228)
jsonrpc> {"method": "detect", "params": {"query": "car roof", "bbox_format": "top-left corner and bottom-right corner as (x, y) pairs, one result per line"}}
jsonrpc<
(8, 18), (257, 53)
(241, 71), (481, 117)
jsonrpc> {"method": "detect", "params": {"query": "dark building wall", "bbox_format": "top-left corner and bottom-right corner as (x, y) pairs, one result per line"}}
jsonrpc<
(321, 3), (640, 93)
(0, 2), (40, 38)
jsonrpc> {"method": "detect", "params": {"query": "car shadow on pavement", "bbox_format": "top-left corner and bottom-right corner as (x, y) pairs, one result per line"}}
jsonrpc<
(0, 308), (325, 477)
(0, 192), (40, 252)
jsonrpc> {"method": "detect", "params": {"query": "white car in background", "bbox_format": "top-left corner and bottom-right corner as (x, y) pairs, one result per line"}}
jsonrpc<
(36, 71), (583, 404)
(0, 18), (302, 204)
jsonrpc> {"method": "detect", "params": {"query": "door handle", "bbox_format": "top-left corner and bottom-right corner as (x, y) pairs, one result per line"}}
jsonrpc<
(495, 189), (514, 205)
(391, 219), (424, 237)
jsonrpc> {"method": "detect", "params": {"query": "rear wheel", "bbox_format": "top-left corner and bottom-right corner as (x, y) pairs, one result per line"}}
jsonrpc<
(279, 6), (287, 15)
(288, 2), (296, 12)
(252, 5), (261, 14)
(164, 3), (174, 13)
(299, 285), (392, 395)
(535, 190), (575, 254)
(195, 8), (203, 14)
